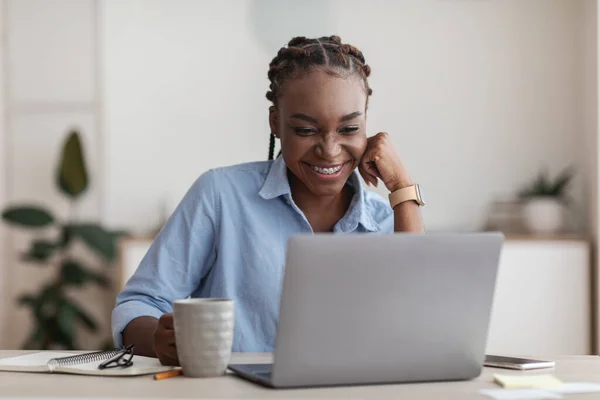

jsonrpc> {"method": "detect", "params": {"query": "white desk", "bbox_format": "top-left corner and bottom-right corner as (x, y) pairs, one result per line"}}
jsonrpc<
(1, 351), (600, 398)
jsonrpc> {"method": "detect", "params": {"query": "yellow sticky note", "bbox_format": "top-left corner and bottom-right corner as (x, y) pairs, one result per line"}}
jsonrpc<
(493, 374), (563, 389)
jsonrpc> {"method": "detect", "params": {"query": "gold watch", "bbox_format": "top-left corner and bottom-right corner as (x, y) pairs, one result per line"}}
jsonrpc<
(388, 184), (425, 208)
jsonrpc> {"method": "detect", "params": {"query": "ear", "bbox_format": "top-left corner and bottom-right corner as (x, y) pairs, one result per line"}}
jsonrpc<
(269, 106), (280, 138)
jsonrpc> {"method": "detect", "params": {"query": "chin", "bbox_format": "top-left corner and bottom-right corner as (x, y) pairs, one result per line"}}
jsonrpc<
(307, 183), (347, 197)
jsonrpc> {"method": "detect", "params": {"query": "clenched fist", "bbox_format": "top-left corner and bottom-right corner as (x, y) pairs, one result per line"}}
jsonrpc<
(153, 313), (179, 366)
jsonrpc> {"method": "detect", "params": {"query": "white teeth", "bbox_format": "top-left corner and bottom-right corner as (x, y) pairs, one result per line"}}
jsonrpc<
(310, 165), (342, 175)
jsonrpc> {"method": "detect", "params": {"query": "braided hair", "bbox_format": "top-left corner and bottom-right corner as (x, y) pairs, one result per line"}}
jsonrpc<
(266, 35), (373, 160)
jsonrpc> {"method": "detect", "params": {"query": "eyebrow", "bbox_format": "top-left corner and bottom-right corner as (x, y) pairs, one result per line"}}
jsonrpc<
(340, 111), (363, 122)
(290, 111), (363, 124)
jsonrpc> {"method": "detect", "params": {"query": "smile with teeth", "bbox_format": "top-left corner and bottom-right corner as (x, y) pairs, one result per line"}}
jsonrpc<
(308, 163), (344, 175)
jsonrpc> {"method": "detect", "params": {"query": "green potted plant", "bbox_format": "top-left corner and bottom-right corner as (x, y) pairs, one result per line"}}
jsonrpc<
(1, 129), (126, 350)
(518, 167), (573, 234)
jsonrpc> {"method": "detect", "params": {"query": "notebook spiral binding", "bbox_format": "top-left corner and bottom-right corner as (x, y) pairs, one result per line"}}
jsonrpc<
(47, 348), (123, 371)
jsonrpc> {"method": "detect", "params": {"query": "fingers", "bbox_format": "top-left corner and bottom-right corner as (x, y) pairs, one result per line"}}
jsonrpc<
(156, 321), (175, 346)
(360, 142), (382, 187)
(154, 314), (180, 366)
(158, 313), (174, 330)
(156, 313), (175, 346)
(157, 348), (179, 366)
(361, 150), (382, 178)
(359, 164), (378, 187)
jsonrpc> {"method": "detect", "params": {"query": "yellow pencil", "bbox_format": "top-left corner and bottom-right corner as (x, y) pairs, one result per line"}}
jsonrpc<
(153, 369), (183, 380)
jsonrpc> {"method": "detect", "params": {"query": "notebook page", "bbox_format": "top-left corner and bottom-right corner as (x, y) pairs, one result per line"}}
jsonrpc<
(56, 354), (177, 376)
(0, 352), (73, 372)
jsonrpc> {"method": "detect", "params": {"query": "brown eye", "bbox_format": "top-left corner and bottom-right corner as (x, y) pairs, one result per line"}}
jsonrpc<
(340, 126), (359, 135)
(295, 127), (317, 136)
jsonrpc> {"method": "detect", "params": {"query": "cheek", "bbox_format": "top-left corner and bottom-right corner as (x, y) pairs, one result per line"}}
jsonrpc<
(280, 133), (311, 161)
(347, 135), (368, 160)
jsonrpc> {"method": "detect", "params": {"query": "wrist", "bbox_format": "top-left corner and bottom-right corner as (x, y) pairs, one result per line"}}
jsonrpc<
(387, 178), (414, 193)
(388, 182), (425, 208)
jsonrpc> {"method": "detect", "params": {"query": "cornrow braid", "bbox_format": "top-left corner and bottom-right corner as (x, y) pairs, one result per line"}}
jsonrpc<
(266, 35), (373, 160)
(268, 132), (275, 160)
(266, 35), (372, 103)
(268, 133), (282, 161)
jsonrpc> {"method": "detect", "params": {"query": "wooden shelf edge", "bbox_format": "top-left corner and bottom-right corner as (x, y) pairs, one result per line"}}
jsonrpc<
(503, 234), (590, 243)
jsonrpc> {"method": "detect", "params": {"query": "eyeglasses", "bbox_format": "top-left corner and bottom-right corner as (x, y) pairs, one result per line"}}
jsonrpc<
(98, 344), (135, 370)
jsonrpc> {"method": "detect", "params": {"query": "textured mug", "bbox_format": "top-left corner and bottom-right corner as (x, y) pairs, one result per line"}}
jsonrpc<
(173, 298), (235, 377)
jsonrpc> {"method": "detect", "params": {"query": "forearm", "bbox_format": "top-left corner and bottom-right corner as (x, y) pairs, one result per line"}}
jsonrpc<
(122, 316), (159, 357)
(393, 201), (424, 232)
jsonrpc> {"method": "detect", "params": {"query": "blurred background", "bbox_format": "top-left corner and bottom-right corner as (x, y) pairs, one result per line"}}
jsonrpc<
(0, 0), (599, 357)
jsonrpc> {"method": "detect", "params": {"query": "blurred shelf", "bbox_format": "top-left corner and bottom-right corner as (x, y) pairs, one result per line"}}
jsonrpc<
(503, 233), (589, 243)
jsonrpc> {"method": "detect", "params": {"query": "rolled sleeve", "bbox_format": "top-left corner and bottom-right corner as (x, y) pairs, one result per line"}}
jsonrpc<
(111, 170), (219, 348)
(111, 300), (165, 348)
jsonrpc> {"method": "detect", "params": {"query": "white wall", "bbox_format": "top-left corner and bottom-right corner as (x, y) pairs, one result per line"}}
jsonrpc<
(102, 0), (590, 234)
(0, 0), (7, 348)
(578, 0), (600, 352)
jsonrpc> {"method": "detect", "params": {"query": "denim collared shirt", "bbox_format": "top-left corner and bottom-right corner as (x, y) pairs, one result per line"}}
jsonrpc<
(111, 157), (394, 351)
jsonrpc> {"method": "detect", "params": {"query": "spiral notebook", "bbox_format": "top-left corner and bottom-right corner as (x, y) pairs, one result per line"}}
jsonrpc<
(0, 349), (177, 376)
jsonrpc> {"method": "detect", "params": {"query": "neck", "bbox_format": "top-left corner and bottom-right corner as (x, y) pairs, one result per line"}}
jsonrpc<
(288, 170), (353, 231)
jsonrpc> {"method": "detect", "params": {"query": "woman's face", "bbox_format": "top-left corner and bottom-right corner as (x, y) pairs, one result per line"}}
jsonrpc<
(270, 69), (368, 197)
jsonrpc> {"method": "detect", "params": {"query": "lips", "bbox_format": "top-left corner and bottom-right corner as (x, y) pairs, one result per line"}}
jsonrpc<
(309, 164), (343, 175)
(303, 161), (349, 178)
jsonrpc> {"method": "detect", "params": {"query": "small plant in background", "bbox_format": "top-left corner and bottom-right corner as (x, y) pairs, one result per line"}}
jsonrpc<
(518, 166), (575, 234)
(518, 167), (574, 204)
(1, 129), (127, 350)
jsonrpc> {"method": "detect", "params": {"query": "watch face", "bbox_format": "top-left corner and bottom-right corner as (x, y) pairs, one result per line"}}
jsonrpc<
(416, 185), (425, 206)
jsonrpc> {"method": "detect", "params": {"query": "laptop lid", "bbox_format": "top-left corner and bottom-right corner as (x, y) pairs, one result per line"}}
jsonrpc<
(270, 232), (503, 388)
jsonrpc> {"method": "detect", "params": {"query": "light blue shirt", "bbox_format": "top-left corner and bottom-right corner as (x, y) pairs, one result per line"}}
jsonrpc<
(111, 156), (394, 351)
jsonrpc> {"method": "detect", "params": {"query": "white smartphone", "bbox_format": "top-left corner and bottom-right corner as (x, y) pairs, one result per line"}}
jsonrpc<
(484, 355), (556, 370)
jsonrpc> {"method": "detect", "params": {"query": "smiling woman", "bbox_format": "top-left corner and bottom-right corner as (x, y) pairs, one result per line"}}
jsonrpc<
(112, 35), (424, 364)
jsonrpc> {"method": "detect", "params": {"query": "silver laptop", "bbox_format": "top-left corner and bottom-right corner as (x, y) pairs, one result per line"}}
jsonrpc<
(229, 232), (503, 388)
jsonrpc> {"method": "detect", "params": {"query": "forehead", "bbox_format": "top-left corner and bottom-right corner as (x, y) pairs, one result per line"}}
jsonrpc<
(278, 69), (367, 119)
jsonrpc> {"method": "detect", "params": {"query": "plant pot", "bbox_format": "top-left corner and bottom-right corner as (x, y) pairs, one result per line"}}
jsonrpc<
(522, 197), (564, 234)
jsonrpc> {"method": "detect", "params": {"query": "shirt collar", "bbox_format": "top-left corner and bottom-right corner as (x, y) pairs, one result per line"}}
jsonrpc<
(258, 156), (291, 200)
(259, 156), (379, 232)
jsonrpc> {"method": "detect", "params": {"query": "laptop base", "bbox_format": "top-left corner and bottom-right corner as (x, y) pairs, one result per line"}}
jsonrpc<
(228, 364), (274, 388)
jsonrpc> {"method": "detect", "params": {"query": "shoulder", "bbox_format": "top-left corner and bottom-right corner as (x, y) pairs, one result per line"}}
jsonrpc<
(188, 161), (272, 197)
(209, 161), (272, 182)
(362, 189), (393, 229)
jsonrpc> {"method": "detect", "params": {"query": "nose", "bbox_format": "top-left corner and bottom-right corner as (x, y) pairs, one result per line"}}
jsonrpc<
(315, 132), (342, 159)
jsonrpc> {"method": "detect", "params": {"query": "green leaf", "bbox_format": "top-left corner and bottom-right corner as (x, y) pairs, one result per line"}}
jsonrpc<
(68, 224), (116, 261)
(58, 225), (72, 249)
(63, 298), (98, 332)
(17, 294), (37, 307)
(57, 301), (75, 346)
(1, 206), (54, 228)
(61, 260), (87, 286)
(37, 284), (60, 320)
(22, 326), (43, 350)
(60, 259), (109, 288)
(550, 167), (574, 196)
(22, 240), (58, 262)
(88, 270), (109, 288)
(46, 315), (75, 350)
(57, 130), (88, 199)
(99, 338), (115, 351)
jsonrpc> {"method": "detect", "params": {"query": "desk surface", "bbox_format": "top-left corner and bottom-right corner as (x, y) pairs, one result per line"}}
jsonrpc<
(1, 351), (600, 399)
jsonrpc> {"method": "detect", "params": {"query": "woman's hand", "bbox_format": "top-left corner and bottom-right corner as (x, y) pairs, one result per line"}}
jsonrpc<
(153, 313), (179, 366)
(359, 132), (413, 192)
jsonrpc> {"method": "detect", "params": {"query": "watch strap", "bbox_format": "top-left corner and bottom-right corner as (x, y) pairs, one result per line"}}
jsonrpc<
(389, 185), (422, 208)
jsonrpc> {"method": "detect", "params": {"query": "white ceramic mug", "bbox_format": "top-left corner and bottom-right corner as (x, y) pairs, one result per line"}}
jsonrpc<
(173, 298), (235, 378)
